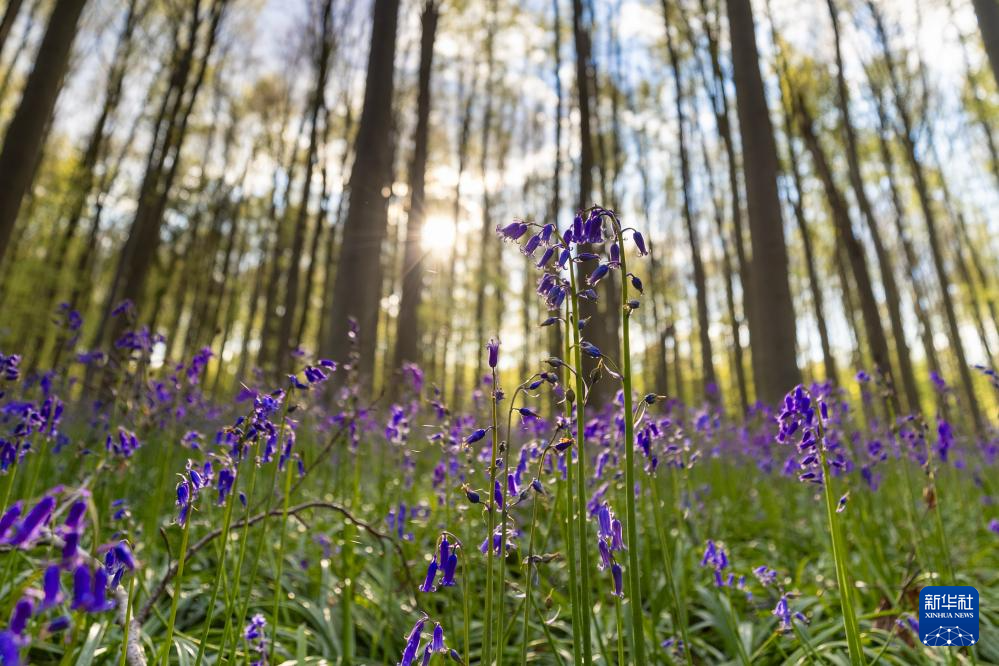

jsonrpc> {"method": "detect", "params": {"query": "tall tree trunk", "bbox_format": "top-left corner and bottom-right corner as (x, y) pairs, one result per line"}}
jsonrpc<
(472, 0), (497, 386)
(393, 0), (439, 374)
(868, 0), (983, 426)
(826, 0), (917, 411)
(324, 0), (401, 379)
(771, 55), (838, 384)
(278, 0), (334, 375)
(724, 0), (801, 403)
(0, 0), (24, 55)
(101, 0), (227, 359)
(792, 87), (898, 414)
(971, 0), (999, 89)
(692, 0), (752, 399)
(664, 7), (718, 404)
(0, 0), (87, 266)
(868, 77), (942, 395)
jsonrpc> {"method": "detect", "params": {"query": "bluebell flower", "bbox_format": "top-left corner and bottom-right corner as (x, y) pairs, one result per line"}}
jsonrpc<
(9, 598), (32, 635)
(487, 339), (500, 369)
(700, 540), (729, 587)
(244, 613), (268, 664)
(6, 495), (55, 547)
(580, 341), (602, 358)
(632, 231), (648, 256)
(587, 264), (609, 286)
(420, 557), (438, 592)
(753, 565), (777, 587)
(399, 614), (428, 666)
(41, 565), (62, 609)
(464, 428), (488, 445)
(611, 562), (624, 597)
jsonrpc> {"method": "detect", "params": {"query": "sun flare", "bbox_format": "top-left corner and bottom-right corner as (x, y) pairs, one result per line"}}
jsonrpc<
(421, 214), (457, 254)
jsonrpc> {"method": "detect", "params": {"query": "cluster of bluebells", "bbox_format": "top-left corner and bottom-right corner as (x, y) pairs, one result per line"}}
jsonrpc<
(419, 534), (459, 592)
(776, 385), (848, 484)
(595, 502), (625, 597)
(398, 614), (461, 666)
(0, 354), (65, 473)
(496, 206), (647, 314)
(0, 494), (135, 664)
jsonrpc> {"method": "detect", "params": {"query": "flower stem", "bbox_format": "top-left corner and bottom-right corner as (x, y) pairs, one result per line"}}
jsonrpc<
(615, 224), (647, 664)
(567, 257), (593, 665)
(562, 308), (583, 666)
(194, 486), (237, 665)
(483, 366), (500, 666)
(820, 449), (865, 664)
(269, 448), (297, 661)
(160, 507), (192, 666)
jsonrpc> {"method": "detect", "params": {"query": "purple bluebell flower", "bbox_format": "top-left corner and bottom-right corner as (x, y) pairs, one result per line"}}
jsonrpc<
(399, 614), (428, 666)
(9, 598), (32, 635)
(464, 428), (487, 445)
(7, 495), (55, 547)
(587, 263), (610, 286)
(41, 565), (62, 609)
(611, 562), (624, 597)
(0, 501), (22, 541)
(632, 231), (648, 256)
(487, 339), (500, 369)
(580, 341), (602, 358)
(420, 557), (439, 592)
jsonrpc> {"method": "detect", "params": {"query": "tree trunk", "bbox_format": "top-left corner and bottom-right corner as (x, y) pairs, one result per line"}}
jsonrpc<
(324, 0), (401, 379)
(393, 0), (439, 373)
(0, 0), (24, 55)
(277, 0), (334, 375)
(664, 7), (718, 405)
(868, 0), (983, 426)
(793, 88), (898, 414)
(724, 0), (802, 403)
(772, 61), (838, 384)
(972, 0), (999, 89)
(0, 0), (87, 266)
(826, 0), (917, 412)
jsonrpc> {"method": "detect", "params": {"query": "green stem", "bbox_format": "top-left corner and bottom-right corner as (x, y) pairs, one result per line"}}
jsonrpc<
(567, 256), (593, 665)
(520, 478), (542, 666)
(194, 486), (237, 665)
(120, 574), (135, 666)
(562, 310), (583, 666)
(269, 450), (297, 661)
(615, 224), (647, 664)
(614, 595), (625, 666)
(483, 365), (500, 666)
(218, 442), (261, 660)
(160, 507), (193, 666)
(820, 447), (865, 664)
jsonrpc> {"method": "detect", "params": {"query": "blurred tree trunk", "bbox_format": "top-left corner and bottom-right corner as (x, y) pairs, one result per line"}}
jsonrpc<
(664, 8), (718, 405)
(0, 0), (41, 107)
(260, 109), (308, 371)
(793, 87), (899, 414)
(439, 71), (473, 408)
(771, 53), (838, 384)
(393, 0), (439, 375)
(472, 0), (497, 386)
(826, 0), (917, 411)
(971, 0), (999, 89)
(30, 0), (142, 367)
(99, 0), (227, 357)
(278, 0), (334, 375)
(324, 0), (400, 379)
(868, 0), (982, 426)
(0, 0), (87, 266)
(0, 0), (24, 55)
(691, 0), (752, 403)
(868, 77), (942, 395)
(545, 0), (564, 410)
(636, 127), (669, 396)
(725, 0), (801, 404)
(572, 0), (614, 405)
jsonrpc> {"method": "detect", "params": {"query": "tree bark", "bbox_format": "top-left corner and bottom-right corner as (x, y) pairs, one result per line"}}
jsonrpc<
(972, 0), (999, 90)
(826, 0), (917, 411)
(324, 0), (401, 380)
(664, 6), (718, 405)
(393, 0), (439, 373)
(725, 0), (802, 403)
(868, 0), (983, 426)
(0, 0), (87, 266)
(278, 0), (334, 375)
